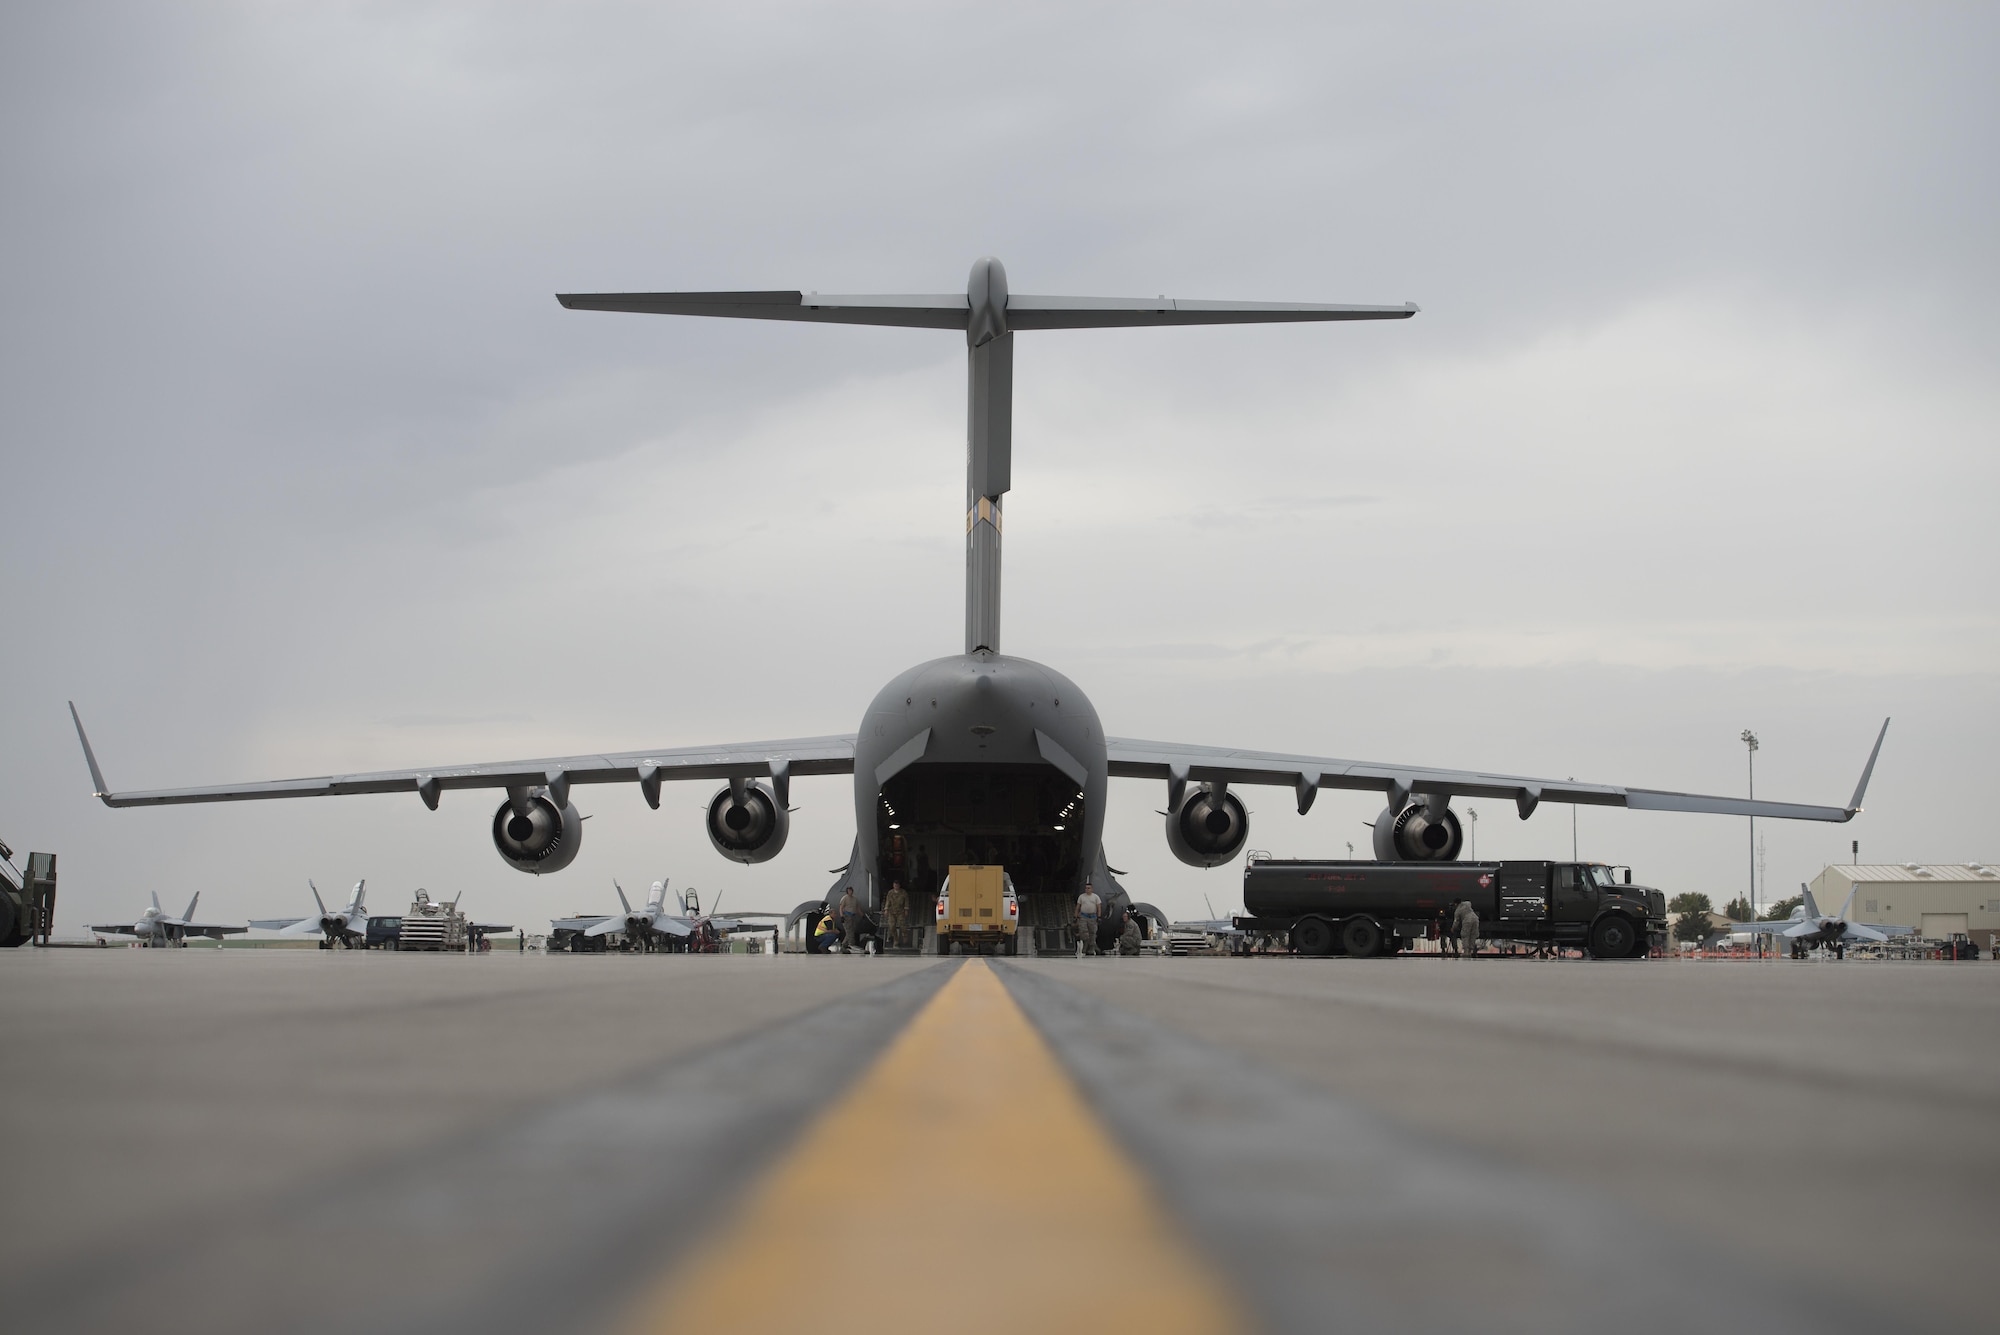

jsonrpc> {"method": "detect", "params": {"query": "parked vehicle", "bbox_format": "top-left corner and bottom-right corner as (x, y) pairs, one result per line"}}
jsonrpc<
(1235, 858), (1666, 959)
(0, 842), (55, 947)
(935, 864), (1019, 955)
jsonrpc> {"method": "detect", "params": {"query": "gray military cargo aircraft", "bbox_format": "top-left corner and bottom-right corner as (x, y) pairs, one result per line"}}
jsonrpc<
(66, 259), (1890, 950)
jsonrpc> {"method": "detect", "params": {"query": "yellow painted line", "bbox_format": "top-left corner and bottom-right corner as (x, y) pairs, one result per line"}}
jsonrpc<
(629, 959), (1243, 1335)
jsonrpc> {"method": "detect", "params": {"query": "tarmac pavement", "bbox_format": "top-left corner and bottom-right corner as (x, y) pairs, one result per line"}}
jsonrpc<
(1, 948), (1990, 1333)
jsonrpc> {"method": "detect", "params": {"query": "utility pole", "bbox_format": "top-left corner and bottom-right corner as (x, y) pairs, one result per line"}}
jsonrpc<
(1569, 778), (1577, 860)
(1741, 730), (1759, 919)
(1757, 833), (1766, 913)
(1468, 807), (1479, 861)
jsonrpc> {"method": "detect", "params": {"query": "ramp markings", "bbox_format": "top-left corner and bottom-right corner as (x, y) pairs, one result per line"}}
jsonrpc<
(631, 957), (1241, 1334)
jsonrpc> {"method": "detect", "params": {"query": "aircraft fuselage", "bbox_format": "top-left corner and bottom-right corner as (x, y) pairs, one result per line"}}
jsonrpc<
(853, 651), (1115, 936)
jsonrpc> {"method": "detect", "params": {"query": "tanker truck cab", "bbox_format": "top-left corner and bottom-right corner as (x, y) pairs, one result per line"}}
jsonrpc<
(1581, 863), (1666, 958)
(936, 864), (1020, 956)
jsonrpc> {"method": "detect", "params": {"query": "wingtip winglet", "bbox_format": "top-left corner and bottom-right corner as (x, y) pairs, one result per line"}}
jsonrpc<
(1847, 717), (1891, 816)
(67, 701), (113, 803)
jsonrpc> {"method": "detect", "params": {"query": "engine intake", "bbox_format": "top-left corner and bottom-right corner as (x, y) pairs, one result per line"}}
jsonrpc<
(707, 782), (789, 864)
(1164, 786), (1249, 868)
(492, 793), (583, 874)
(1373, 801), (1463, 862)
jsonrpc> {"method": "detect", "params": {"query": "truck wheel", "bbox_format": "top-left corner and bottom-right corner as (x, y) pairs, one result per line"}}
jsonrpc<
(1341, 917), (1384, 959)
(1589, 916), (1637, 960)
(1293, 916), (1335, 957)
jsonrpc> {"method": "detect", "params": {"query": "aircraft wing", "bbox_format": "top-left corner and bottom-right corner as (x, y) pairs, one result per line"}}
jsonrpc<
(249, 917), (310, 932)
(1724, 920), (1799, 936)
(551, 915), (613, 933)
(67, 705), (854, 811)
(180, 923), (247, 938)
(1845, 922), (1915, 941)
(1104, 718), (1889, 825)
(708, 917), (768, 934)
(89, 923), (139, 936)
(554, 290), (1417, 331)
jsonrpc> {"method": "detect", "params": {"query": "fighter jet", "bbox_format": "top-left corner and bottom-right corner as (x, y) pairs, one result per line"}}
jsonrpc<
(91, 892), (245, 947)
(66, 259), (1892, 955)
(252, 880), (369, 949)
(1726, 883), (1914, 958)
(556, 879), (777, 952)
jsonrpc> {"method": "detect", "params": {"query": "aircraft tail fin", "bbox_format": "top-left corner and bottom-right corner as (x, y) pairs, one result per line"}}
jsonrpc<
(1800, 883), (1821, 920)
(150, 891), (161, 913)
(614, 880), (632, 914)
(709, 889), (726, 919)
(311, 881), (327, 915)
(352, 880), (365, 909)
(183, 892), (200, 922)
(1834, 883), (1860, 921)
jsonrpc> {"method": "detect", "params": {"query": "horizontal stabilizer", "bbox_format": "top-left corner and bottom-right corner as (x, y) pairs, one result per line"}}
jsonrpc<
(556, 290), (1417, 333)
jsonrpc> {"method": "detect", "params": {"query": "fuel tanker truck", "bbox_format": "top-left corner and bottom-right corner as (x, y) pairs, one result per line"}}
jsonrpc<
(1235, 857), (1666, 959)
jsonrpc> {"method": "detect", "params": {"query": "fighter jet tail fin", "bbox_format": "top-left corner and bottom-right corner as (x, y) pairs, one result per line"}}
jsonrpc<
(150, 891), (161, 913)
(183, 892), (200, 922)
(311, 881), (327, 915)
(1800, 883), (1821, 920)
(1834, 883), (1860, 922)
(614, 880), (632, 914)
(352, 880), (365, 910)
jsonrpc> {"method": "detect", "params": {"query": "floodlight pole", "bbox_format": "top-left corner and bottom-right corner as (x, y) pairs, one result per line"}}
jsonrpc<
(1468, 807), (1479, 860)
(1741, 730), (1759, 918)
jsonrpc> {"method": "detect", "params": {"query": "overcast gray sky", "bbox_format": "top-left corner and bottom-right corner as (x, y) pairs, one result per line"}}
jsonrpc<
(4, 2), (1995, 934)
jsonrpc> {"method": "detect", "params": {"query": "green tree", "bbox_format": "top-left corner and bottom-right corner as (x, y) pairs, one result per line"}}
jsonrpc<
(1761, 894), (1803, 921)
(1669, 892), (1715, 944)
(1722, 896), (1754, 922)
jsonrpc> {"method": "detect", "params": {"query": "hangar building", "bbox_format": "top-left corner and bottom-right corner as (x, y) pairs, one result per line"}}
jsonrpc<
(1807, 864), (2000, 950)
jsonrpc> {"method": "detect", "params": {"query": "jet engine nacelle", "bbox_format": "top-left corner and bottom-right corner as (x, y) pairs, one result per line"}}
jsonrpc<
(1163, 787), (1249, 868)
(707, 782), (789, 864)
(1372, 801), (1463, 861)
(491, 793), (583, 874)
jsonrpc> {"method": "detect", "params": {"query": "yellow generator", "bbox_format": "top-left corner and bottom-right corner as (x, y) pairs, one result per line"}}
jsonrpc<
(935, 865), (1019, 955)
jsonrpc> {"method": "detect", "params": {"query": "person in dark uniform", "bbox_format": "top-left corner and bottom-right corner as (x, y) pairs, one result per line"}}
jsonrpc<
(883, 880), (910, 949)
(1117, 914), (1142, 956)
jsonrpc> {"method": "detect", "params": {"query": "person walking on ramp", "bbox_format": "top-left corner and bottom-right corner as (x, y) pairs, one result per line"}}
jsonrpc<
(1075, 881), (1102, 957)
